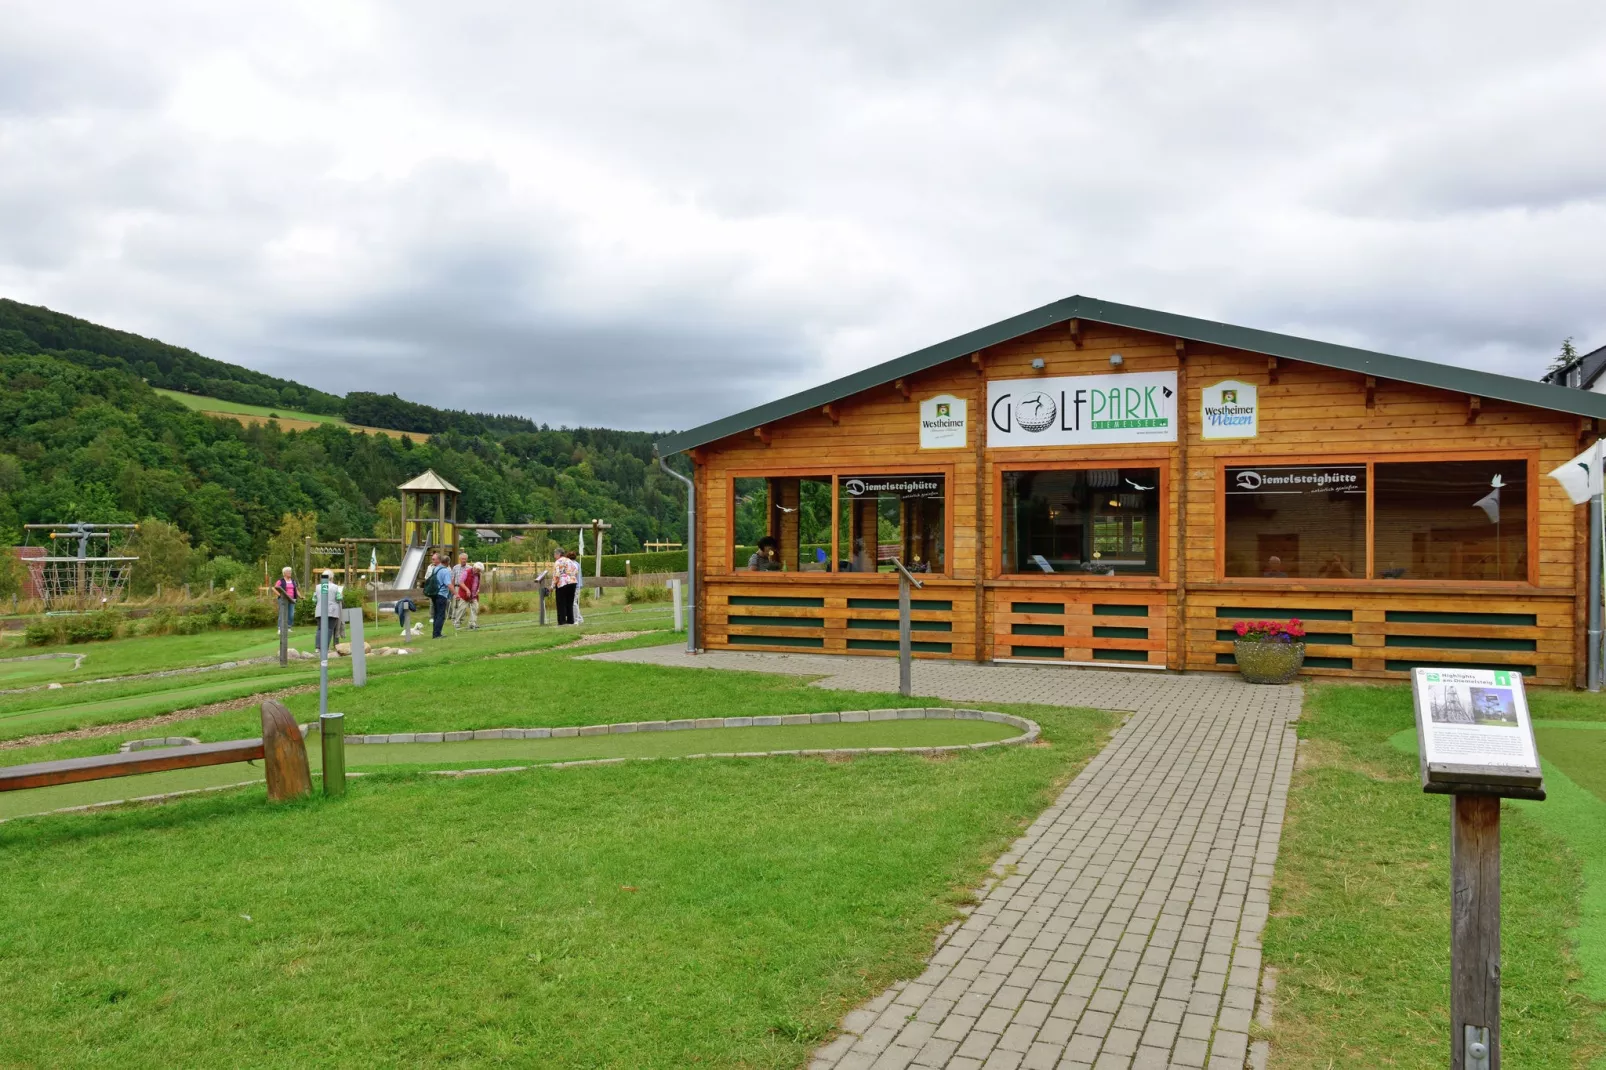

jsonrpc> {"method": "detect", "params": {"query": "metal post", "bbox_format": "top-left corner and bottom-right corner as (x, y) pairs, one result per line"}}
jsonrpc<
(593, 520), (602, 601)
(655, 452), (697, 654)
(278, 597), (289, 667)
(1451, 794), (1501, 1068)
(1591, 493), (1602, 692)
(898, 571), (912, 697)
(670, 578), (683, 632)
(317, 583), (330, 719)
(320, 712), (346, 798)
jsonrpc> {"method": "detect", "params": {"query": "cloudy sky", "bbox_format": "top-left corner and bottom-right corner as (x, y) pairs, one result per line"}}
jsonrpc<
(3, 1), (1604, 431)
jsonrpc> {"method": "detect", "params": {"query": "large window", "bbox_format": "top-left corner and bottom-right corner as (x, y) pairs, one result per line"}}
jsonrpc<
(1002, 468), (1160, 575)
(1221, 458), (1530, 582)
(1374, 461), (1527, 581)
(838, 475), (946, 573)
(732, 476), (833, 572)
(1224, 465), (1366, 579)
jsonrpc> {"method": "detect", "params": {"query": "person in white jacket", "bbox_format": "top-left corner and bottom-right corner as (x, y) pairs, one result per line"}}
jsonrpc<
(314, 570), (345, 647)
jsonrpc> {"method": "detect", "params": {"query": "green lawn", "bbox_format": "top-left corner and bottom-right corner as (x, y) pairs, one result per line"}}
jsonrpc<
(154, 389), (352, 427)
(1264, 683), (1605, 1068)
(0, 717), (1022, 821)
(0, 608), (672, 743)
(0, 643), (1115, 1068)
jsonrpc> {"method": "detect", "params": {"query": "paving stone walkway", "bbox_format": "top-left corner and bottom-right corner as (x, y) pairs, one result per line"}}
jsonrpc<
(587, 648), (1301, 1070)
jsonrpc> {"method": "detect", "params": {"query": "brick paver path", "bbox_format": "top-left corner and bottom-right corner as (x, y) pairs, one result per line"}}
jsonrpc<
(588, 648), (1300, 1070)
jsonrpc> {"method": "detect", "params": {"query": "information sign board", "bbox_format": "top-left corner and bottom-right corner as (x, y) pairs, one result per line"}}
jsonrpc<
(1411, 667), (1544, 798)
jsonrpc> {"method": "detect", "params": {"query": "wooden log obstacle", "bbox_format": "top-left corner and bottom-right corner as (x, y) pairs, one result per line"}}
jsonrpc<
(0, 699), (314, 802)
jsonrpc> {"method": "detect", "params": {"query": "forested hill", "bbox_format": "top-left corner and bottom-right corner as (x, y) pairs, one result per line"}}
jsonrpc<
(0, 299), (546, 436)
(0, 303), (690, 575)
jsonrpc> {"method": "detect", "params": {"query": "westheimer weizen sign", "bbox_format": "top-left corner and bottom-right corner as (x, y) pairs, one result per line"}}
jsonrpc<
(987, 371), (1177, 447)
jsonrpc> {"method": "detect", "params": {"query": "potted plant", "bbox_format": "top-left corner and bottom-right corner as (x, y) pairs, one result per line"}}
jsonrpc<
(1231, 618), (1306, 684)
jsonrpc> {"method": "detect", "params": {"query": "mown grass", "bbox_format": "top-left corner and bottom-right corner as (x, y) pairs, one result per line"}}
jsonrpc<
(0, 651), (1115, 1068)
(0, 614), (669, 744)
(1264, 683), (1603, 1068)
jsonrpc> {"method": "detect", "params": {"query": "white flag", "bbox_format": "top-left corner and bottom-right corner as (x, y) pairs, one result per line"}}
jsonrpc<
(1549, 442), (1604, 505)
(369, 547), (378, 573)
(1473, 485), (1500, 523)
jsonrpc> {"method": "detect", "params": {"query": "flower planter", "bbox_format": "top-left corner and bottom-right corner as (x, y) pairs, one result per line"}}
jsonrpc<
(1233, 639), (1305, 684)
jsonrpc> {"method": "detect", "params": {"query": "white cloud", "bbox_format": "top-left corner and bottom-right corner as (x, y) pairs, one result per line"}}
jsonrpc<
(1, 0), (1603, 431)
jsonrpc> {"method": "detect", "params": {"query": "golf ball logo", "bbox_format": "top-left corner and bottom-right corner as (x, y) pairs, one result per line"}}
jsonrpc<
(1016, 392), (1057, 433)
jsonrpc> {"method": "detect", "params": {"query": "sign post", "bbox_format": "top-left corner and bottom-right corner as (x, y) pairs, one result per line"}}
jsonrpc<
(1412, 667), (1545, 1070)
(344, 607), (366, 687)
(316, 581), (330, 720)
(890, 559), (924, 697)
(277, 595), (290, 667)
(670, 577), (683, 632)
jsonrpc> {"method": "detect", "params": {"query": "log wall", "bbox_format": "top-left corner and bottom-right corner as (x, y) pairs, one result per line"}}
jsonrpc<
(692, 319), (1592, 687)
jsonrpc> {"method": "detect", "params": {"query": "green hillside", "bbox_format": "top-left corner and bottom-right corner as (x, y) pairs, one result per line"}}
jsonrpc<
(0, 304), (690, 592)
(153, 389), (350, 426)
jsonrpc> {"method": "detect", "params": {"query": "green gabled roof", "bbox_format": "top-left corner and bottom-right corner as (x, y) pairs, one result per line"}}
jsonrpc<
(657, 295), (1606, 455)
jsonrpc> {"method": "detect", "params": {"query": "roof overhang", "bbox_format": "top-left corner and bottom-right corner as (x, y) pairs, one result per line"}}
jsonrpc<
(657, 295), (1606, 455)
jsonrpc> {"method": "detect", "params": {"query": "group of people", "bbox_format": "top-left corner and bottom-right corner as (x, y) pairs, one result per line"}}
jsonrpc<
(419, 552), (483, 638)
(271, 565), (349, 646)
(269, 552), (487, 645)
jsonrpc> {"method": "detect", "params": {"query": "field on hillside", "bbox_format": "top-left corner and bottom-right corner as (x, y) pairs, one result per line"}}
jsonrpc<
(0, 618), (1114, 1068)
(154, 388), (427, 441)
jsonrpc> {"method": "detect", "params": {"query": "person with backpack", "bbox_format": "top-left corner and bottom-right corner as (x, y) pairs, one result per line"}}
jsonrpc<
(424, 552), (452, 638)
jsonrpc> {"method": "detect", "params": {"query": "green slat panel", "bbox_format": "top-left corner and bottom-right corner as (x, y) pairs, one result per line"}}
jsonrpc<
(727, 634), (824, 648)
(1092, 604), (1149, 617)
(1385, 658), (1536, 676)
(1216, 629), (1352, 644)
(847, 619), (952, 632)
(728, 595), (826, 608)
(1011, 602), (1064, 614)
(846, 639), (953, 653)
(1092, 648), (1150, 662)
(728, 615), (823, 628)
(1384, 610), (1538, 626)
(1093, 626), (1148, 639)
(1215, 606), (1354, 621)
(846, 598), (954, 611)
(1012, 623), (1066, 637)
(1010, 645), (1064, 659)
(1383, 635), (1538, 652)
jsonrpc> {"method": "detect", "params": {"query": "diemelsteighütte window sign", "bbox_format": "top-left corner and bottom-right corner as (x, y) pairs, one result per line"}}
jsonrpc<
(919, 394), (967, 449)
(1411, 667), (1544, 799)
(1201, 379), (1258, 440)
(987, 371), (1177, 447)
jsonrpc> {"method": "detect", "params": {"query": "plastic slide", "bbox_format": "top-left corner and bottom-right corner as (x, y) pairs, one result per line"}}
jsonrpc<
(394, 544), (426, 590)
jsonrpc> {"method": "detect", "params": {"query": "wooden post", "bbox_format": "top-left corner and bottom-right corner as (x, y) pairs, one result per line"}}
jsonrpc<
(320, 712), (346, 798)
(303, 536), (312, 589)
(278, 596), (289, 667)
(261, 699), (312, 802)
(1451, 794), (1501, 1069)
(898, 571), (912, 697)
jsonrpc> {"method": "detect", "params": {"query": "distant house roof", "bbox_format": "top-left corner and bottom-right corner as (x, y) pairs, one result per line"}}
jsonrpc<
(473, 528), (502, 541)
(657, 295), (1606, 455)
(1542, 343), (1606, 391)
(397, 469), (460, 493)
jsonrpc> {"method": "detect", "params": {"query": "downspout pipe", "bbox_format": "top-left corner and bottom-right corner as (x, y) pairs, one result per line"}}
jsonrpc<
(656, 448), (697, 654)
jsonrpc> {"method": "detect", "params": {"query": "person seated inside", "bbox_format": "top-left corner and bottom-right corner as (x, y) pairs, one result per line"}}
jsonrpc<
(850, 537), (873, 574)
(747, 535), (783, 571)
(1261, 555), (1288, 578)
(1317, 552), (1352, 579)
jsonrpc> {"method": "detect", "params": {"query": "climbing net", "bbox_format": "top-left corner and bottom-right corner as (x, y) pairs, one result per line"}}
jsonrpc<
(35, 556), (137, 606)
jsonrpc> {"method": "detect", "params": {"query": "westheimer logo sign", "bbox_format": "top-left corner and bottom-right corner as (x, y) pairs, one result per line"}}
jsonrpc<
(1201, 380), (1257, 440)
(919, 394), (967, 449)
(987, 372), (1177, 447)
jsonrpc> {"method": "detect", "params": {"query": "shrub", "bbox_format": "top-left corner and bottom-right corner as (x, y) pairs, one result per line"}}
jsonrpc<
(24, 619), (66, 646)
(624, 577), (673, 604)
(60, 610), (123, 644)
(223, 599), (277, 629)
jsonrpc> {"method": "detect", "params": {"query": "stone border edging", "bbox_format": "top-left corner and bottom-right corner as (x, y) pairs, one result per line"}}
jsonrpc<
(304, 708), (1040, 758)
